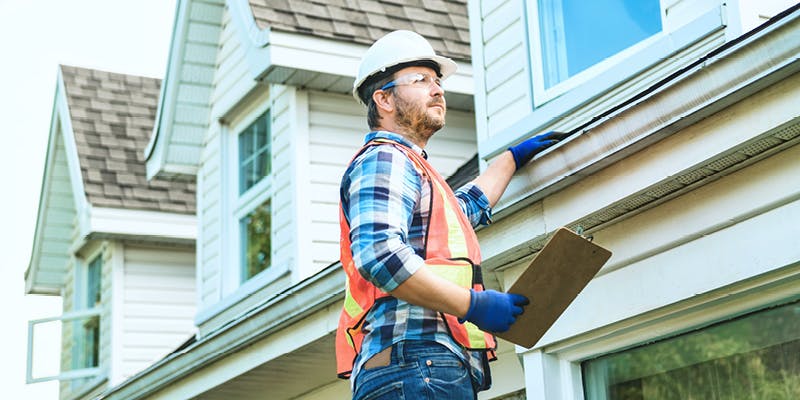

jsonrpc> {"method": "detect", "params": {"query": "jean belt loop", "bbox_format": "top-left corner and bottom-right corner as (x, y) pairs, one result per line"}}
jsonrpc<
(394, 341), (405, 364)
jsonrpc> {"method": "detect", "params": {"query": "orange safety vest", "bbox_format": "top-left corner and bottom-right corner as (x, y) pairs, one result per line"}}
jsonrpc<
(336, 138), (496, 378)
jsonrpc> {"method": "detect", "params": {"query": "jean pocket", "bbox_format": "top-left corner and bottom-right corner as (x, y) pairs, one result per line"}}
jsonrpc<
(423, 354), (470, 385)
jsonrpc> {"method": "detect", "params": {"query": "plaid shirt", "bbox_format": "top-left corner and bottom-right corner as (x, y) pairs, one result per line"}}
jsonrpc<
(341, 131), (493, 387)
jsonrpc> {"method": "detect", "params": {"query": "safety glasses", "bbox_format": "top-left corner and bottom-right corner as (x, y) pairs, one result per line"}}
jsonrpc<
(380, 72), (442, 91)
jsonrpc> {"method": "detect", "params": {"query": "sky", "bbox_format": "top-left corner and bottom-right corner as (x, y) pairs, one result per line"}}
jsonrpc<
(0, 0), (177, 397)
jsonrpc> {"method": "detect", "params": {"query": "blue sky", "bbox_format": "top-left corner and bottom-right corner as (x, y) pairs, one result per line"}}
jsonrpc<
(0, 1), (176, 396)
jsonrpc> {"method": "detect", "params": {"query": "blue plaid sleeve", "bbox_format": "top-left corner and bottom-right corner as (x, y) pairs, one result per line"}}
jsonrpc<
(454, 182), (493, 227)
(342, 146), (426, 292)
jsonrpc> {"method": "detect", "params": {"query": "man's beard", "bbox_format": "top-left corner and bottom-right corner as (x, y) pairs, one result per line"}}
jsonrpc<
(394, 93), (445, 141)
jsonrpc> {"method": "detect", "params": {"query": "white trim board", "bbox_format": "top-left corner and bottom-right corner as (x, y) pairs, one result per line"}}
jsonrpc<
(87, 207), (197, 242)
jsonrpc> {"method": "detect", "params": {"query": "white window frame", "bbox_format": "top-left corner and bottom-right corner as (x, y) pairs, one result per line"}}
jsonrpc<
(521, 272), (799, 399)
(527, 0), (669, 105)
(478, 1), (726, 161)
(26, 253), (106, 384)
(220, 100), (287, 300)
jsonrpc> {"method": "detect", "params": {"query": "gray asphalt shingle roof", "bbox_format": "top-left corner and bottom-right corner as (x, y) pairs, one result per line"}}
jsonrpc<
(248, 0), (471, 61)
(60, 65), (196, 214)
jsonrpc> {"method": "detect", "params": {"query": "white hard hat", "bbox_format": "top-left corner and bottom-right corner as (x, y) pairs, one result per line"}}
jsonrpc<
(353, 30), (458, 105)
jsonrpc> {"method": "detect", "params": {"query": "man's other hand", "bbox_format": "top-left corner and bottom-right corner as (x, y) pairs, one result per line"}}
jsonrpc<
(462, 289), (529, 333)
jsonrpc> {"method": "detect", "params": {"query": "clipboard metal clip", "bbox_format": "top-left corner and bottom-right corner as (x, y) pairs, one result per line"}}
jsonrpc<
(574, 225), (594, 242)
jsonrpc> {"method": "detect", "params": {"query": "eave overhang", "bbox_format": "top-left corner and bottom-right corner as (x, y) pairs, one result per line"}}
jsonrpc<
(225, 0), (475, 116)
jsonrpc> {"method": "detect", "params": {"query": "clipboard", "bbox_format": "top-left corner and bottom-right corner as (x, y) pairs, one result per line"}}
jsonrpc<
(495, 227), (612, 348)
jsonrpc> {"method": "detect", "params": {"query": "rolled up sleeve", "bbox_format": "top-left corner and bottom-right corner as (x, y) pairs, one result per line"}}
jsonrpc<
(454, 182), (493, 227)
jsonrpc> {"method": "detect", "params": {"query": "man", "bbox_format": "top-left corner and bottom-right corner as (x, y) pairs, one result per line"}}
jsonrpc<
(336, 30), (560, 399)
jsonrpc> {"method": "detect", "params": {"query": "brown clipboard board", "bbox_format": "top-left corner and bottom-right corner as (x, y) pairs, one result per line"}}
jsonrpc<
(495, 227), (612, 348)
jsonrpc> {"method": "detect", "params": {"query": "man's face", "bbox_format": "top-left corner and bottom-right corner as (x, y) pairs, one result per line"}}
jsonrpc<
(389, 66), (446, 139)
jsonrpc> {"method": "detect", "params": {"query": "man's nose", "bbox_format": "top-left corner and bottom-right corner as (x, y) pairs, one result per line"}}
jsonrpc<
(430, 82), (444, 97)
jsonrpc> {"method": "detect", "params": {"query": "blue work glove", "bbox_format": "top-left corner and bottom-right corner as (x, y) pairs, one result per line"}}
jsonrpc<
(462, 289), (529, 333)
(508, 131), (563, 170)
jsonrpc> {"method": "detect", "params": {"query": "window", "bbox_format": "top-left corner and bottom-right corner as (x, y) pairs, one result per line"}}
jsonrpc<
(530, 0), (663, 103)
(526, 0), (725, 106)
(536, 0), (661, 90)
(239, 110), (271, 194)
(74, 255), (102, 371)
(234, 110), (272, 283)
(240, 200), (271, 281)
(26, 255), (103, 384)
(582, 301), (800, 399)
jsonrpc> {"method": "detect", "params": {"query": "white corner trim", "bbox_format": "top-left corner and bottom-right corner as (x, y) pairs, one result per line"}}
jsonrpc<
(88, 207), (197, 241)
(109, 242), (125, 386)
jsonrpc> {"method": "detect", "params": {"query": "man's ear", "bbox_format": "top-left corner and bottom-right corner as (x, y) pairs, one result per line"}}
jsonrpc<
(372, 89), (394, 113)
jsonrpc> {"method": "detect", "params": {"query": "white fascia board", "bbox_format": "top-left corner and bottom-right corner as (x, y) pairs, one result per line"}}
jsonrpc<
(26, 69), (90, 295)
(87, 207), (197, 242)
(145, 0), (196, 180)
(268, 31), (474, 96)
(225, 0), (474, 96)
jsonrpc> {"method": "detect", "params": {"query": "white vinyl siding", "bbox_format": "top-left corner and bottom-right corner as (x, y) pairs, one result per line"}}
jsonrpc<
(198, 4), (253, 311)
(305, 91), (479, 273)
(119, 246), (196, 381)
(480, 0), (532, 139)
(268, 86), (295, 278)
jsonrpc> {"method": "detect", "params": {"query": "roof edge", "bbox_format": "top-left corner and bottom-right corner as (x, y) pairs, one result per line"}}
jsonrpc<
(145, 0), (198, 179)
(25, 66), (89, 295)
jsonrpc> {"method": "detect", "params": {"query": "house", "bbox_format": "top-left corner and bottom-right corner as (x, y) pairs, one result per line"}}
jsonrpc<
(97, 0), (530, 399)
(30, 0), (800, 399)
(466, 0), (800, 398)
(24, 65), (198, 400)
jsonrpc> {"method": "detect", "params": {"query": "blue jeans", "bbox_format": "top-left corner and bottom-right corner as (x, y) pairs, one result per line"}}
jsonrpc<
(352, 341), (477, 400)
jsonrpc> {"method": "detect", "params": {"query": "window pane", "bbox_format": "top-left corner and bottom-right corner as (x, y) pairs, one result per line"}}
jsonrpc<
(86, 256), (102, 308)
(240, 200), (271, 281)
(582, 301), (800, 400)
(539, 0), (662, 89)
(238, 110), (271, 194)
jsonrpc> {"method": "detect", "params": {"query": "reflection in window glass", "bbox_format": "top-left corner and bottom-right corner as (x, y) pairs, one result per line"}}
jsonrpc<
(75, 256), (102, 370)
(239, 111), (271, 194)
(538, 0), (662, 89)
(241, 200), (271, 281)
(582, 301), (800, 399)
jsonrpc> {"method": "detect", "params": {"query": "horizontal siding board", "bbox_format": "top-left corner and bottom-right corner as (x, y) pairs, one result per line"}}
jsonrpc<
(186, 21), (221, 43)
(483, 20), (523, 69)
(483, 0), (521, 42)
(488, 98), (530, 136)
(486, 72), (530, 116)
(189, 1), (224, 24)
(180, 63), (216, 84)
(184, 42), (218, 65)
(177, 83), (214, 105)
(485, 45), (527, 92)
